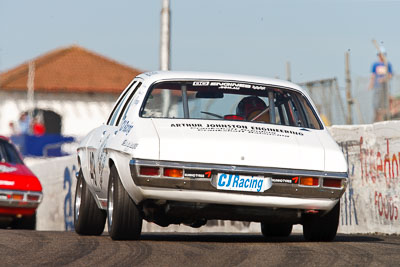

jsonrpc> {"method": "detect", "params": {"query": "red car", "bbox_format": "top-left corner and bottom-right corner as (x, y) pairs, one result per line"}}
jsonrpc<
(0, 136), (42, 229)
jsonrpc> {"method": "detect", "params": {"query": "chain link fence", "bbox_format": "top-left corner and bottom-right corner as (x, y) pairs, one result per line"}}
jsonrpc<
(299, 74), (400, 126)
(353, 74), (400, 124)
(300, 78), (346, 126)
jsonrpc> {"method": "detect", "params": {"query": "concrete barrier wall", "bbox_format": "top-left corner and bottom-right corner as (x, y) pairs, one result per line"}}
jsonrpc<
(27, 121), (400, 234)
(27, 156), (78, 231)
(331, 121), (400, 234)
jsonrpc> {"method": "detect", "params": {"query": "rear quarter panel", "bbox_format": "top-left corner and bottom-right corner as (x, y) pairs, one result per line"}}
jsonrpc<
(316, 129), (348, 173)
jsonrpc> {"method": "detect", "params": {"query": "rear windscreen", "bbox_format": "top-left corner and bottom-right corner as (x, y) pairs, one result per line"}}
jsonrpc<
(141, 80), (323, 130)
(0, 140), (23, 164)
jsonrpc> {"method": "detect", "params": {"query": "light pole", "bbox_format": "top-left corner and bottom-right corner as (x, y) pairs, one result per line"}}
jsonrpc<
(345, 51), (353, 124)
(160, 0), (171, 117)
(27, 60), (35, 123)
(160, 0), (170, 71)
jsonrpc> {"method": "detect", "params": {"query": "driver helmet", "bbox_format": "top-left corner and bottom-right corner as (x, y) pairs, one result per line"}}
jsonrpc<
(236, 96), (267, 118)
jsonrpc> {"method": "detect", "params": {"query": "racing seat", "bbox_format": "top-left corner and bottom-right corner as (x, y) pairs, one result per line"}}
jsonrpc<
(236, 96), (270, 123)
(246, 109), (270, 123)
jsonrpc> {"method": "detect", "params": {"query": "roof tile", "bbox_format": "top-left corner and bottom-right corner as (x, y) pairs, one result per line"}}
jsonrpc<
(0, 45), (142, 94)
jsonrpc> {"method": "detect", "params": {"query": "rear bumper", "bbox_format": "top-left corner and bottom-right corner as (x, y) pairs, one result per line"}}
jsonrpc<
(129, 158), (347, 211)
(0, 189), (42, 210)
(140, 187), (339, 211)
(0, 207), (36, 216)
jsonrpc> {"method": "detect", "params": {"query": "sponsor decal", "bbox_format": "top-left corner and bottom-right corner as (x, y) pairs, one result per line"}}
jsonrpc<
(215, 173), (271, 192)
(193, 81), (210, 86)
(122, 140), (138, 149)
(119, 120), (134, 136)
(272, 177), (299, 184)
(170, 123), (303, 137)
(192, 81), (266, 91)
(210, 81), (251, 90)
(185, 170), (212, 179)
(0, 180), (15, 186)
(0, 165), (17, 173)
(252, 85), (267, 90)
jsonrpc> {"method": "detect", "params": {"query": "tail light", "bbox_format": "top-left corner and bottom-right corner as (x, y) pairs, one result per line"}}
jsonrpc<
(323, 178), (342, 188)
(12, 194), (24, 200)
(139, 166), (160, 176)
(27, 194), (40, 201)
(164, 168), (183, 178)
(305, 209), (319, 214)
(300, 177), (319, 186)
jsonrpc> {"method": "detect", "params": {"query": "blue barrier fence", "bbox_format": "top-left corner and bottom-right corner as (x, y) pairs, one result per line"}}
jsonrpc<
(11, 134), (75, 157)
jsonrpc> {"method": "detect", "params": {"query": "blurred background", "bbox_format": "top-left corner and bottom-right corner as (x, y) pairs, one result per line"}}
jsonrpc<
(0, 0), (399, 157)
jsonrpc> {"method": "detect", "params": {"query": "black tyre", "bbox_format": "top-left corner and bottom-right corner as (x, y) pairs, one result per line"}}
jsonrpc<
(74, 169), (106, 235)
(107, 165), (142, 240)
(303, 201), (340, 242)
(13, 213), (36, 230)
(0, 219), (12, 229)
(261, 222), (292, 237)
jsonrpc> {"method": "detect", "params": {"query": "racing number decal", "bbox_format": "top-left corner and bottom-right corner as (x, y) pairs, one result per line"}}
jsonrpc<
(63, 165), (75, 231)
(89, 151), (97, 186)
(97, 133), (111, 190)
(88, 133), (110, 190)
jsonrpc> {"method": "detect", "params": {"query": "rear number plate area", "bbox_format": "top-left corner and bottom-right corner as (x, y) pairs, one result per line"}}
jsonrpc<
(213, 173), (272, 192)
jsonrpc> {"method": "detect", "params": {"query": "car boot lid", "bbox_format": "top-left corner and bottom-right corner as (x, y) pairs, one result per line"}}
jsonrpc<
(151, 119), (328, 172)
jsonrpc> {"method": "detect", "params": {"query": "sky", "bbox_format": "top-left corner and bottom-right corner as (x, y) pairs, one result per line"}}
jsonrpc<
(1, 0), (399, 87)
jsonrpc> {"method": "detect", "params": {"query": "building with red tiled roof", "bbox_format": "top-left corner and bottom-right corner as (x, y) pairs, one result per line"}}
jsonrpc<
(0, 45), (143, 137)
(0, 45), (141, 93)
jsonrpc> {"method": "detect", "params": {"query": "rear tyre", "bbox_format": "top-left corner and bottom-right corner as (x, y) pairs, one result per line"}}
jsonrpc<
(107, 165), (142, 240)
(13, 213), (36, 230)
(303, 201), (340, 242)
(261, 223), (292, 237)
(74, 169), (106, 235)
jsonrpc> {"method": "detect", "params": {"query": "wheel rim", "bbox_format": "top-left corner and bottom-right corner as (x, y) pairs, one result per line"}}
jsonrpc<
(75, 176), (83, 222)
(107, 176), (114, 231)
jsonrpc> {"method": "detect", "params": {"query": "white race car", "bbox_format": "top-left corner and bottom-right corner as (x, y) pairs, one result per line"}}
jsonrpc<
(74, 71), (348, 241)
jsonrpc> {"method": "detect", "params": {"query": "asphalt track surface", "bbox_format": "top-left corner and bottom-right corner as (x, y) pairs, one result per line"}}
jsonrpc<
(1, 231), (400, 266)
